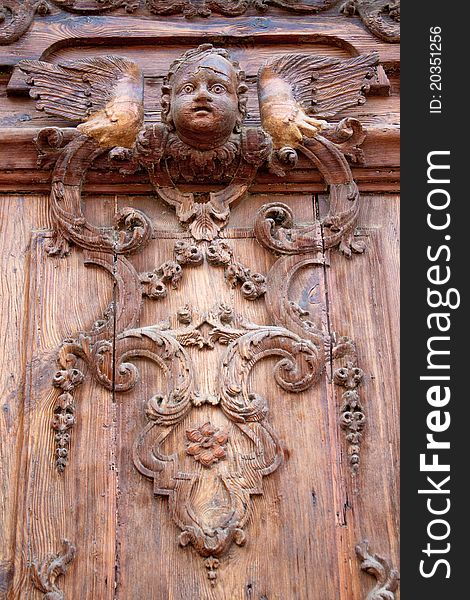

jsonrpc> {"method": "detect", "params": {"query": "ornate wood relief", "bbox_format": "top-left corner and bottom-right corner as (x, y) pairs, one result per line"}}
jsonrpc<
(31, 540), (76, 600)
(356, 540), (399, 600)
(132, 304), (321, 582)
(20, 44), (382, 584)
(0, 1), (49, 45)
(0, 0), (400, 46)
(333, 336), (365, 472)
(341, 0), (400, 43)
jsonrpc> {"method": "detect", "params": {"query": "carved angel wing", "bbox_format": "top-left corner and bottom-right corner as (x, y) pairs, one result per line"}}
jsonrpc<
(19, 56), (144, 149)
(258, 53), (379, 148)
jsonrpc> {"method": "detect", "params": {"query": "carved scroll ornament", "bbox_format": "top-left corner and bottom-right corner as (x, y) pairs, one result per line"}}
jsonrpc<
(0, 1), (49, 45)
(131, 304), (321, 582)
(0, 1), (399, 45)
(356, 540), (399, 600)
(341, 0), (400, 43)
(31, 540), (76, 600)
(21, 45), (378, 584)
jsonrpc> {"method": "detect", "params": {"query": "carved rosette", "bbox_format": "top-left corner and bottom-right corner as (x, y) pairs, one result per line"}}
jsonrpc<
(19, 44), (385, 585)
(185, 422), (229, 467)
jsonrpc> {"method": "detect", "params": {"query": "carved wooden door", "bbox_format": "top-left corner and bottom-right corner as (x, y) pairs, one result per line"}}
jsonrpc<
(0, 4), (399, 600)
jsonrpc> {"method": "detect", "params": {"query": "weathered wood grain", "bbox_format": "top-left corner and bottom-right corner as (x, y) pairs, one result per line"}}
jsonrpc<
(0, 9), (399, 598)
(0, 15), (400, 68)
(7, 218), (117, 598)
(324, 194), (400, 600)
(0, 124), (400, 194)
(0, 188), (399, 598)
(109, 191), (343, 599)
(0, 195), (51, 600)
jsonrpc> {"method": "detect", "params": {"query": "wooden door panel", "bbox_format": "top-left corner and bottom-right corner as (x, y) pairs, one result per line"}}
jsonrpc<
(326, 194), (400, 600)
(11, 233), (116, 600)
(110, 195), (340, 598)
(0, 196), (50, 598)
(0, 9), (400, 598)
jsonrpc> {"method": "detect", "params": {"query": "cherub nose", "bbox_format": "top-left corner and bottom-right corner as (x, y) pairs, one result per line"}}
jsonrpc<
(194, 85), (212, 102)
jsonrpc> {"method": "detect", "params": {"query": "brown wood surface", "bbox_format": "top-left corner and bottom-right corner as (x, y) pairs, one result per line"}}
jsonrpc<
(324, 194), (400, 600)
(0, 11), (399, 600)
(0, 123), (399, 194)
(0, 14), (399, 68)
(0, 191), (399, 599)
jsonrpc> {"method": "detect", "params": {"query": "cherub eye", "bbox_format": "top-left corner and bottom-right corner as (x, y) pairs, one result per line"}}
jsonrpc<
(211, 84), (226, 94)
(181, 84), (195, 94)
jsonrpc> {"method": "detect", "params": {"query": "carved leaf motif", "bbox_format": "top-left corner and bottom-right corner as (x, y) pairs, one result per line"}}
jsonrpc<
(25, 41), (384, 586)
(130, 307), (322, 582)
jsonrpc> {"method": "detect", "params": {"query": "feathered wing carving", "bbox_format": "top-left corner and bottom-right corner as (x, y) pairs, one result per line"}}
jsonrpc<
(258, 53), (379, 148)
(19, 56), (144, 148)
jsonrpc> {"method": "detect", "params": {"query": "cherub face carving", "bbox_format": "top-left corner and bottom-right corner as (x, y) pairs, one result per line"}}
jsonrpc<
(162, 45), (247, 151)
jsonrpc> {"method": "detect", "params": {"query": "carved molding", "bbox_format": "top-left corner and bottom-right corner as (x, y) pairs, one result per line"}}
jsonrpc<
(333, 336), (364, 473)
(31, 540), (76, 600)
(356, 540), (399, 600)
(0, 0), (400, 45)
(22, 45), (380, 582)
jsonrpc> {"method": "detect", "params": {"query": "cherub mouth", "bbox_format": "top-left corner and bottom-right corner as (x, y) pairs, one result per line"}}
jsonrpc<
(192, 105), (213, 115)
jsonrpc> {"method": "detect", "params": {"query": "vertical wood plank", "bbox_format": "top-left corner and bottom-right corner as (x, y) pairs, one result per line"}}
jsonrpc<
(0, 195), (51, 599)
(324, 194), (400, 600)
(10, 232), (117, 599)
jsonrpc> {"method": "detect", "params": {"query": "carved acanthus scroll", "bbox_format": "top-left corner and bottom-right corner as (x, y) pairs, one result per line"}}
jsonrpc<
(31, 540), (76, 600)
(21, 44), (382, 585)
(133, 305), (321, 582)
(356, 540), (399, 600)
(341, 0), (400, 43)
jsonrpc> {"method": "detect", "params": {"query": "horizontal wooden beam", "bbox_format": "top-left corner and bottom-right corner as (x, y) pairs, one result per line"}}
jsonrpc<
(0, 124), (399, 194)
(1, 15), (399, 67)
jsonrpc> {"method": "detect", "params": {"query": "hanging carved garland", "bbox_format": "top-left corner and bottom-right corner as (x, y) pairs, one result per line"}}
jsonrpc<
(20, 44), (379, 584)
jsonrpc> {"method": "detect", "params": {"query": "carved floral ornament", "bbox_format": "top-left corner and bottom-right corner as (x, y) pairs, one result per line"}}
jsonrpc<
(18, 45), (390, 588)
(0, 1), (400, 45)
